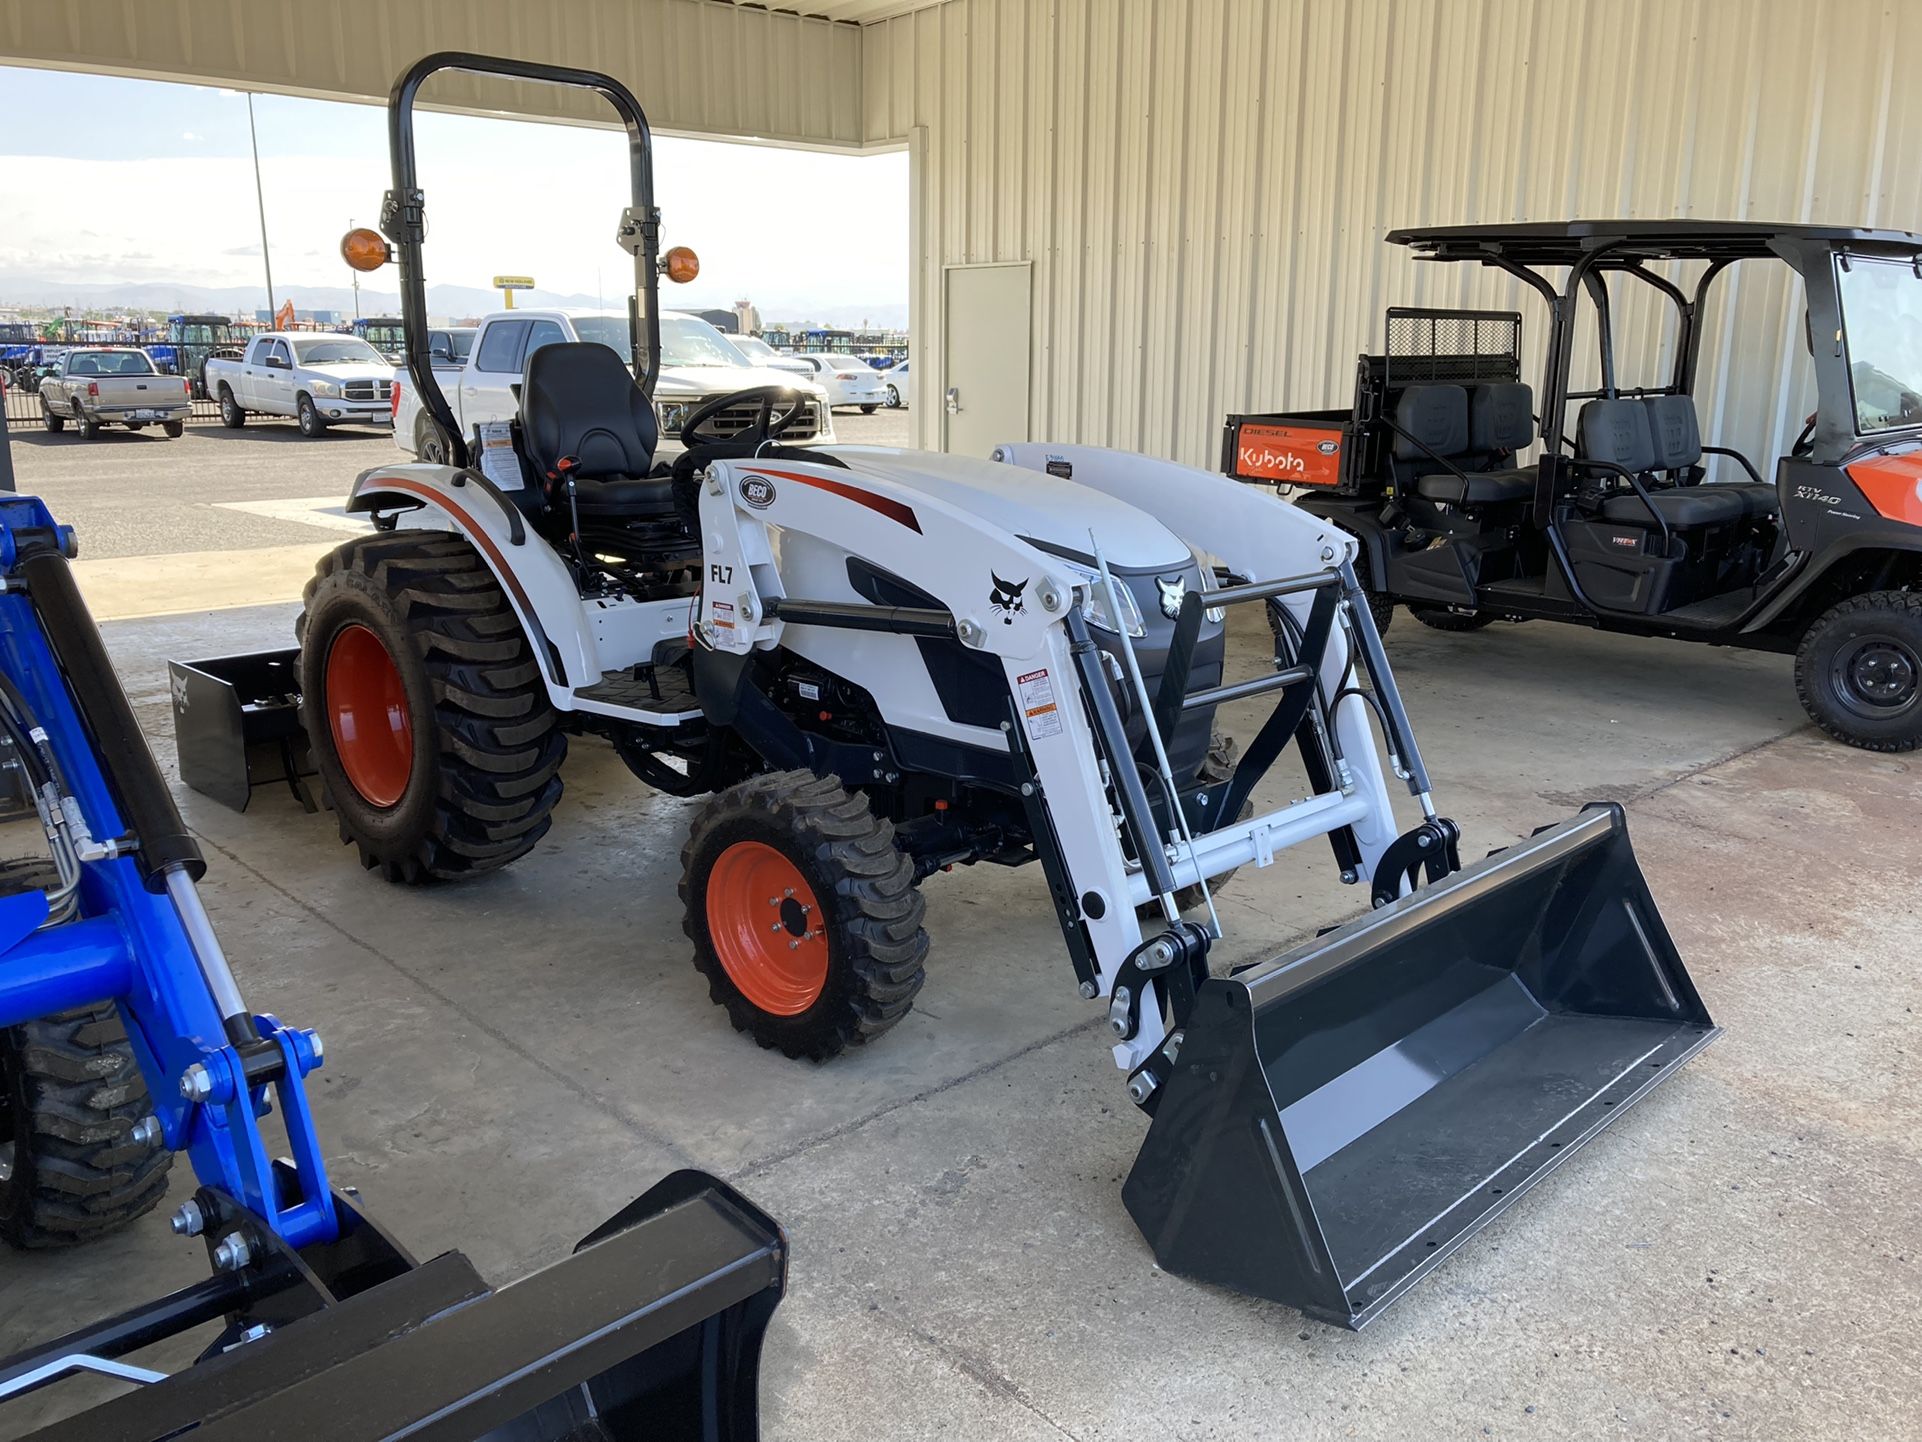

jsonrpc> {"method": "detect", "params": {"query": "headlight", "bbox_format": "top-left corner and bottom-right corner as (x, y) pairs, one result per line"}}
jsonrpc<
(309, 379), (340, 397)
(656, 401), (692, 435)
(1059, 562), (1145, 638)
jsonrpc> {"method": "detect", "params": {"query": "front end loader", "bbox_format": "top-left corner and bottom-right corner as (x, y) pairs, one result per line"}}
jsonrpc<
(176, 50), (1719, 1330)
(0, 490), (786, 1438)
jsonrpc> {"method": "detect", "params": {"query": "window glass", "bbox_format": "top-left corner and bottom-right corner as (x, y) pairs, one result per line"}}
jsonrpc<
(1838, 257), (1922, 433)
(523, 319), (567, 365)
(268, 341), (291, 366)
(475, 320), (530, 373)
(294, 338), (383, 365)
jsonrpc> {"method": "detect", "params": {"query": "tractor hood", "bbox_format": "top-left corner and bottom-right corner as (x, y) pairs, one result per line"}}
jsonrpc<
(826, 446), (1192, 571)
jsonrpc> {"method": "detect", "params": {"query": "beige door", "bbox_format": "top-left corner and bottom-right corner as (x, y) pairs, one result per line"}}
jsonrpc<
(941, 262), (1031, 455)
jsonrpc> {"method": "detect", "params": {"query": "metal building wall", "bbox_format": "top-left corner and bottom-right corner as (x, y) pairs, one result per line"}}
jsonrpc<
(0, 0), (864, 147)
(867, 0), (1922, 464)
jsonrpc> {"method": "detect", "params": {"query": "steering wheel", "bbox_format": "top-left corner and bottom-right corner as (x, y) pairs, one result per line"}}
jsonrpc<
(1791, 410), (1818, 458)
(678, 385), (810, 453)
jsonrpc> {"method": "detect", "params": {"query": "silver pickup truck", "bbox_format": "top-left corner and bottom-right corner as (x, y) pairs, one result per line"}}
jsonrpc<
(206, 332), (396, 438)
(38, 348), (192, 439)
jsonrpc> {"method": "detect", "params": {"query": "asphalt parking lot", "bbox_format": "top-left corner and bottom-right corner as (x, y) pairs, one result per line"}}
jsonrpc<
(1, 409), (1917, 1441)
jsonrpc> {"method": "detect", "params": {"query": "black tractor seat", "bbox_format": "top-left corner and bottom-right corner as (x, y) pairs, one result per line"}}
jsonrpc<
(1577, 398), (1772, 530)
(1394, 381), (1538, 507)
(519, 342), (674, 519)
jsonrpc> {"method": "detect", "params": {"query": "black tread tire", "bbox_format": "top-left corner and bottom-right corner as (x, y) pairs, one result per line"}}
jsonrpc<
(1, 891), (172, 1251)
(681, 770), (928, 1061)
(75, 404), (99, 442)
(415, 414), (450, 464)
(884, 385), (900, 408)
(162, 420), (185, 439)
(297, 393), (326, 438)
(219, 385), (246, 428)
(41, 409), (62, 434)
(860, 404), (878, 414)
(1408, 604), (1496, 632)
(297, 531), (566, 882)
(1794, 590), (1922, 753)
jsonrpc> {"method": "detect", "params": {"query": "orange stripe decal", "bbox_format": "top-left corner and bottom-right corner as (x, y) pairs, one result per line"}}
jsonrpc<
(744, 467), (922, 533)
(1846, 452), (1922, 526)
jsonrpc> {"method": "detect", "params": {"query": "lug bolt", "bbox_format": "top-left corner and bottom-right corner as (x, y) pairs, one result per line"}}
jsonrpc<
(212, 1234), (253, 1273)
(179, 1063), (214, 1103)
(771, 922), (784, 932)
(169, 1200), (205, 1237)
(784, 888), (795, 898)
(788, 940), (800, 950)
(1078, 981), (1098, 1000)
(129, 1115), (162, 1150)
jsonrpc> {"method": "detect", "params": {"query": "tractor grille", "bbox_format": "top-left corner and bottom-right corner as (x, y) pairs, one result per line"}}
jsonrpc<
(342, 380), (386, 402)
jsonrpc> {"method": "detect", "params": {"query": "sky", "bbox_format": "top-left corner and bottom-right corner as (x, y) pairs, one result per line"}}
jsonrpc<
(0, 66), (908, 323)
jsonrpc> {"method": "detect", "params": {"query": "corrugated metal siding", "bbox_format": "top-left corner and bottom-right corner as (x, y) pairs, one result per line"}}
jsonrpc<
(0, 0), (864, 147)
(868, 0), (1922, 463)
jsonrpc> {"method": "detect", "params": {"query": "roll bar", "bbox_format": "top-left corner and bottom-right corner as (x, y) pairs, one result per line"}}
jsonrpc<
(379, 52), (663, 470)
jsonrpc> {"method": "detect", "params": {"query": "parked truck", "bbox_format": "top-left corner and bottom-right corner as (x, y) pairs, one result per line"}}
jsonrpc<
(36, 347), (192, 439)
(206, 331), (396, 437)
(393, 306), (834, 460)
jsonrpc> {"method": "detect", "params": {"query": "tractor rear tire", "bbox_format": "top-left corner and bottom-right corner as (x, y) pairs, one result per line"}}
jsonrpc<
(1408, 604), (1496, 632)
(681, 771), (928, 1061)
(0, 863), (172, 1252)
(298, 531), (566, 883)
(1794, 590), (1922, 752)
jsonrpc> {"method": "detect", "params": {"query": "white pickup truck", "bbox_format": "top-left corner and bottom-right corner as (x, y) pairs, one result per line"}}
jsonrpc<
(36, 348), (192, 439)
(206, 333), (396, 438)
(393, 308), (834, 461)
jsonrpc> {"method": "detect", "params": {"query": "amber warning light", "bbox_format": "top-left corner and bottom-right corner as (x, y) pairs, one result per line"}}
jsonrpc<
(663, 246), (700, 284)
(340, 228), (391, 273)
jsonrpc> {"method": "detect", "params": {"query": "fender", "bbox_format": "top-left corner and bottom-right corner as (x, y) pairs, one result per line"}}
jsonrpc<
(346, 463), (591, 701)
(1745, 533), (1922, 633)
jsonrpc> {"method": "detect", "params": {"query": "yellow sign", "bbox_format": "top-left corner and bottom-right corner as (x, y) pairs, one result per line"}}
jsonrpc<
(492, 275), (534, 290)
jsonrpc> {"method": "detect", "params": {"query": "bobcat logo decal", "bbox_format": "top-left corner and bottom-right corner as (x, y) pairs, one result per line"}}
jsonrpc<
(989, 573), (1029, 624)
(1156, 574), (1186, 621)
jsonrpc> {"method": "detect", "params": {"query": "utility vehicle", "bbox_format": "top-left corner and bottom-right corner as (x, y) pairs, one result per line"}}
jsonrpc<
(186, 53), (1718, 1330)
(1223, 221), (1922, 751)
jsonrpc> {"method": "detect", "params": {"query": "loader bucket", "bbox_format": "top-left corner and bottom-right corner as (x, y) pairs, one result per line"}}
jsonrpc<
(1123, 805), (1716, 1330)
(30, 1170), (786, 1441)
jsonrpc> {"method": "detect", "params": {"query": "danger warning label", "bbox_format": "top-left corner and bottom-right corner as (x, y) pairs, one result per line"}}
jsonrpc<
(1017, 667), (1062, 740)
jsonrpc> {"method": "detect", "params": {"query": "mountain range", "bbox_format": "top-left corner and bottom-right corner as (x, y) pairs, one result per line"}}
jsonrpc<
(0, 276), (907, 330)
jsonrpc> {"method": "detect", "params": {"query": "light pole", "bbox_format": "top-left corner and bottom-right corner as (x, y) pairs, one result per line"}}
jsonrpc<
(246, 93), (276, 317)
(349, 218), (362, 321)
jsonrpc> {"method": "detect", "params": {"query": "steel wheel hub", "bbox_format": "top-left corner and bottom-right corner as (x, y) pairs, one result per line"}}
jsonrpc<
(1836, 636), (1920, 716)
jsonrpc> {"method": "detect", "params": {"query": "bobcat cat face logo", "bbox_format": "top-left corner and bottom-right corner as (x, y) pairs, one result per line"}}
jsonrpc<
(989, 572), (1028, 623)
(1156, 574), (1186, 620)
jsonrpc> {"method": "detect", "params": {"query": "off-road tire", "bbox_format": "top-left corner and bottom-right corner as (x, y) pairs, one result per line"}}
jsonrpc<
(298, 531), (566, 882)
(1794, 590), (1922, 752)
(297, 393), (326, 438)
(41, 409), (63, 434)
(162, 420), (185, 439)
(218, 385), (246, 428)
(1408, 604), (1496, 632)
(0, 854), (172, 1249)
(681, 771), (928, 1061)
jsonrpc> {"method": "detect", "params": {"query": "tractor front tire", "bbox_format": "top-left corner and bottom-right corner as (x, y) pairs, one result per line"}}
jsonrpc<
(0, 1002), (172, 1250)
(298, 531), (566, 883)
(1408, 604), (1496, 633)
(1794, 590), (1922, 752)
(681, 771), (928, 1061)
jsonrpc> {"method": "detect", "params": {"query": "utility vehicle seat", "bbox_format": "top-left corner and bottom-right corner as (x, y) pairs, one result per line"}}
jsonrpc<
(519, 342), (672, 517)
(1404, 382), (1535, 506)
(1642, 394), (1777, 518)
(1578, 399), (1746, 529)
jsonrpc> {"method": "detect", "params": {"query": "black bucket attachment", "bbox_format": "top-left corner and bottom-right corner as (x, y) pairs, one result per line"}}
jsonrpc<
(1124, 805), (1717, 1329)
(25, 1170), (786, 1441)
(168, 648), (314, 812)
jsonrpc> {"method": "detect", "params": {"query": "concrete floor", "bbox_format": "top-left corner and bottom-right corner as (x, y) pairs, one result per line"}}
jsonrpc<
(0, 466), (1917, 1437)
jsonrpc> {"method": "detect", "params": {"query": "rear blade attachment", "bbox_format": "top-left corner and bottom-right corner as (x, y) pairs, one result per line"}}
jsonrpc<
(1123, 804), (1717, 1330)
(29, 1170), (786, 1442)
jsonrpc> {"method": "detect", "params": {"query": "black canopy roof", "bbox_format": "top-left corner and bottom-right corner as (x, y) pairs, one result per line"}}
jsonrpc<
(1386, 219), (1922, 265)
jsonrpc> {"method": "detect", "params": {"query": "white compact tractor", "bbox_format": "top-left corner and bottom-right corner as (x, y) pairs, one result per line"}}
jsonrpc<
(185, 52), (1720, 1330)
